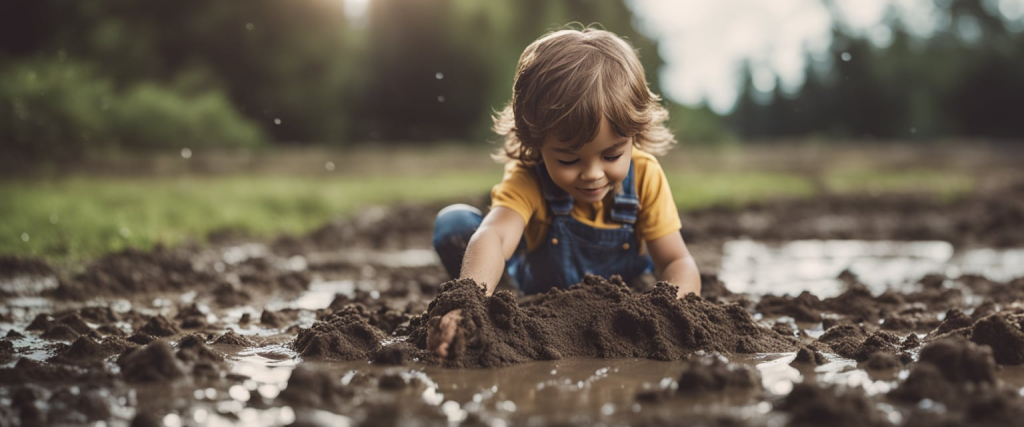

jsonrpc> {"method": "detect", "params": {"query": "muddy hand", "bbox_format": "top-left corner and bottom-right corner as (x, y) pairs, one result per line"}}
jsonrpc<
(427, 309), (463, 358)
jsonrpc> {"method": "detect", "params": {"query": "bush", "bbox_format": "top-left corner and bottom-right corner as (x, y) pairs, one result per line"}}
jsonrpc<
(109, 83), (265, 149)
(0, 57), (265, 165)
(0, 58), (114, 162)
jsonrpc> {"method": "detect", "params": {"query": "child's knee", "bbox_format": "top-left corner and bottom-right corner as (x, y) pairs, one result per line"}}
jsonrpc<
(432, 204), (483, 247)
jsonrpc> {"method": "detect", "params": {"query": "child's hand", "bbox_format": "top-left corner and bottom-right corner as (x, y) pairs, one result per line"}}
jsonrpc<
(427, 309), (463, 358)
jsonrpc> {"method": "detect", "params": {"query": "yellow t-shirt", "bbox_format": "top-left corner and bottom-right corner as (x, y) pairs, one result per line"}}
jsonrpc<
(490, 150), (681, 253)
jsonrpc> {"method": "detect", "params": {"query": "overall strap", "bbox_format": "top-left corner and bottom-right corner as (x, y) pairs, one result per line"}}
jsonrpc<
(610, 160), (638, 225)
(535, 162), (574, 215)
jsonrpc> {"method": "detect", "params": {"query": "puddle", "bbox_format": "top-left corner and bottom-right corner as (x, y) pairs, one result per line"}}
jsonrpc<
(720, 239), (1024, 297)
(6, 239), (1024, 425)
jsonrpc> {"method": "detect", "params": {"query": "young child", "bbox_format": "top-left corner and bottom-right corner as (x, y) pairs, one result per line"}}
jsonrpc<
(429, 27), (701, 357)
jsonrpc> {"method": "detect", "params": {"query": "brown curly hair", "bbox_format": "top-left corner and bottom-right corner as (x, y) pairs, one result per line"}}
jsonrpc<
(492, 26), (675, 165)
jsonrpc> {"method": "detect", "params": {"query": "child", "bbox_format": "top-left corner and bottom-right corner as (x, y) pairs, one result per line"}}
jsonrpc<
(429, 27), (701, 357)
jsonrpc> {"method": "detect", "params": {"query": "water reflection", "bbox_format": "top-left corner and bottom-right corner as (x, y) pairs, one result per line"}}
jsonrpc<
(720, 239), (1024, 297)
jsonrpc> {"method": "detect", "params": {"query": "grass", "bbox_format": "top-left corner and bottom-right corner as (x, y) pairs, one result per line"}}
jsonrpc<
(2, 144), (981, 266)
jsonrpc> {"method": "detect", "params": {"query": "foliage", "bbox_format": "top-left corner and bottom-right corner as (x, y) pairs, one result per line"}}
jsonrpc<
(728, 0), (1024, 140)
(0, 57), (265, 167)
(0, 0), (679, 148)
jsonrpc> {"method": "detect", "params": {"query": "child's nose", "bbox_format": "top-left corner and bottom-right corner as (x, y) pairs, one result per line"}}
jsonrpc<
(580, 163), (603, 181)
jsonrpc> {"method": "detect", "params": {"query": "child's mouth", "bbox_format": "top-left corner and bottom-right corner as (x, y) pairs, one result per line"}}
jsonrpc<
(576, 185), (608, 197)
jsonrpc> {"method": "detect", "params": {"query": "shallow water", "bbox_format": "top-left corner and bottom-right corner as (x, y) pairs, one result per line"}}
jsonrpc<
(5, 239), (1024, 425)
(719, 239), (1024, 297)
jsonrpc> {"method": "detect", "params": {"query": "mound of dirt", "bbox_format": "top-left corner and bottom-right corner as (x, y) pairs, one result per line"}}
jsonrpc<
(213, 330), (257, 347)
(778, 382), (890, 427)
(292, 306), (387, 360)
(52, 246), (219, 299)
(917, 337), (996, 384)
(137, 315), (179, 337)
(676, 354), (761, 393)
(48, 336), (134, 365)
(409, 275), (796, 368)
(117, 341), (188, 383)
(756, 292), (824, 322)
(0, 255), (55, 279)
(969, 311), (1024, 365)
(277, 365), (356, 408)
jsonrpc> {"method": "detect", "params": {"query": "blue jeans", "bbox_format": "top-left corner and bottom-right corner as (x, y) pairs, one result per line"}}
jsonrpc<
(432, 204), (484, 280)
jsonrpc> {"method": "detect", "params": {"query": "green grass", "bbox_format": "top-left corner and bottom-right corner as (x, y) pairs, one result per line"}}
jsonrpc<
(1, 171), (500, 266)
(2, 163), (976, 266)
(667, 171), (817, 211)
(824, 168), (974, 201)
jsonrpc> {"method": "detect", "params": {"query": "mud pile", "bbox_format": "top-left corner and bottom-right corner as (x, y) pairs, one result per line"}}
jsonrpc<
(401, 275), (794, 368)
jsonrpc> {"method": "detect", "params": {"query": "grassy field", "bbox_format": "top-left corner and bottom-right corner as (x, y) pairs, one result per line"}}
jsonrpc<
(1, 143), (986, 266)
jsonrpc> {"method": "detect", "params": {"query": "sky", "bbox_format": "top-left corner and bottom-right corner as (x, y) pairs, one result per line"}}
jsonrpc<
(629, 0), (1024, 113)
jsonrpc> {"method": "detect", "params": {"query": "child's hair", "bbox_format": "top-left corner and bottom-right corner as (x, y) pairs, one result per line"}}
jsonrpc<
(493, 26), (675, 165)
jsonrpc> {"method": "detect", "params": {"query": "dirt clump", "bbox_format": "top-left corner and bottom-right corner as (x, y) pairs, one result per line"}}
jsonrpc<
(41, 325), (81, 341)
(410, 275), (795, 368)
(0, 358), (116, 385)
(926, 308), (975, 339)
(777, 382), (889, 427)
(117, 341), (189, 382)
(277, 365), (355, 408)
(52, 246), (218, 299)
(917, 337), (996, 384)
(212, 281), (252, 306)
(791, 347), (827, 366)
(969, 311), (1024, 365)
(49, 336), (134, 365)
(0, 255), (56, 279)
(137, 315), (179, 337)
(213, 330), (257, 347)
(676, 354), (761, 393)
(755, 292), (824, 322)
(293, 306), (387, 360)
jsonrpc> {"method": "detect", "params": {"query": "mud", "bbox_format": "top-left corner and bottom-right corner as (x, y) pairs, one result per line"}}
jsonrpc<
(399, 276), (794, 368)
(4, 186), (1024, 425)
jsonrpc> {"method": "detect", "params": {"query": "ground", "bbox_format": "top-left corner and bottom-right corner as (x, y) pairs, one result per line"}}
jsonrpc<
(2, 142), (1024, 425)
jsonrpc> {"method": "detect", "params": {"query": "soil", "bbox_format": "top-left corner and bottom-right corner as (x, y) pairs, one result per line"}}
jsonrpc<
(4, 180), (1024, 425)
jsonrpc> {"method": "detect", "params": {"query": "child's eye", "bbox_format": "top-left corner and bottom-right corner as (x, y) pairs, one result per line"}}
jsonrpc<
(604, 154), (623, 161)
(557, 159), (580, 166)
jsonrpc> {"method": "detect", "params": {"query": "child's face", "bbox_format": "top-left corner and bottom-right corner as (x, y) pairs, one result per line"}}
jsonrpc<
(540, 118), (633, 204)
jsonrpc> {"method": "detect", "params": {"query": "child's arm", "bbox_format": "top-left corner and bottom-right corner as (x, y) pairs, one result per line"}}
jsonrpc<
(428, 206), (525, 358)
(647, 231), (701, 298)
(461, 206), (526, 295)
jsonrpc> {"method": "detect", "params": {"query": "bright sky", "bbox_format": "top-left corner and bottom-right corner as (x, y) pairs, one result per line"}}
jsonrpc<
(629, 0), (1024, 113)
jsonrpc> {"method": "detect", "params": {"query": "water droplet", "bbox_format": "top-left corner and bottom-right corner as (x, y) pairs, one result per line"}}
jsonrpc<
(601, 403), (615, 416)
(245, 22), (255, 31)
(280, 407), (295, 424)
(325, 161), (335, 171)
(163, 413), (182, 427)
(205, 387), (217, 399)
(435, 72), (444, 80)
(193, 408), (208, 424)
(841, 52), (852, 61)
(181, 148), (192, 159)
(274, 118), (282, 125)
(20, 233), (29, 242)
(437, 95), (445, 103)
(229, 385), (250, 402)
(49, 214), (59, 224)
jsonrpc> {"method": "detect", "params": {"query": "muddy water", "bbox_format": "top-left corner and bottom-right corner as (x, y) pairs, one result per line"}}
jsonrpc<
(4, 239), (1024, 426)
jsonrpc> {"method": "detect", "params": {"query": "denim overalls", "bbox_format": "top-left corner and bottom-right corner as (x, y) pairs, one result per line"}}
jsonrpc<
(432, 160), (654, 295)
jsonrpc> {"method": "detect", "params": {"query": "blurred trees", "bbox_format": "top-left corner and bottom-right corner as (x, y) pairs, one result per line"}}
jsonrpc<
(0, 0), (669, 159)
(729, 0), (1024, 140)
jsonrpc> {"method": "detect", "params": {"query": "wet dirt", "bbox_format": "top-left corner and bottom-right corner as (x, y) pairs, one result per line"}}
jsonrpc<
(4, 186), (1024, 425)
